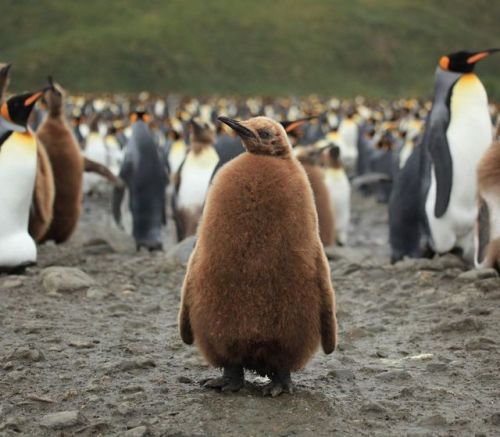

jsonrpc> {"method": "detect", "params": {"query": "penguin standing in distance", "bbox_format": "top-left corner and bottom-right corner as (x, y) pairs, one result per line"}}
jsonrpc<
(424, 49), (500, 262)
(295, 145), (336, 247)
(173, 118), (219, 242)
(0, 63), (11, 103)
(323, 145), (351, 246)
(178, 116), (337, 396)
(34, 77), (85, 243)
(475, 121), (500, 270)
(389, 48), (499, 263)
(113, 111), (168, 251)
(0, 90), (46, 271)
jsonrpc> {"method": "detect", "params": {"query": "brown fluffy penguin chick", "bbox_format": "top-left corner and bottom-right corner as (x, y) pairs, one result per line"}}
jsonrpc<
(36, 79), (84, 243)
(476, 123), (500, 270)
(28, 141), (55, 242)
(295, 146), (336, 247)
(178, 116), (337, 397)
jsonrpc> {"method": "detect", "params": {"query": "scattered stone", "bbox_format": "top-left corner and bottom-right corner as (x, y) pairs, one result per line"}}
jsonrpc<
(376, 370), (412, 382)
(117, 402), (133, 416)
(426, 363), (448, 372)
(62, 389), (78, 400)
(3, 346), (45, 363)
(125, 425), (148, 437)
(458, 268), (498, 281)
(433, 317), (483, 333)
(177, 376), (193, 384)
(465, 337), (496, 351)
(1, 277), (23, 289)
(40, 411), (83, 429)
(0, 416), (24, 433)
(360, 402), (386, 415)
(418, 414), (448, 427)
(68, 339), (94, 349)
(489, 413), (500, 426)
(86, 287), (108, 299)
(121, 385), (145, 394)
(41, 267), (95, 294)
(165, 236), (196, 265)
(104, 357), (156, 374)
(26, 394), (56, 403)
(327, 369), (355, 382)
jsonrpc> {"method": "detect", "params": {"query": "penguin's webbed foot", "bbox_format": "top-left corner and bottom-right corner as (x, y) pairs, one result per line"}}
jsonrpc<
(201, 366), (244, 393)
(262, 371), (294, 397)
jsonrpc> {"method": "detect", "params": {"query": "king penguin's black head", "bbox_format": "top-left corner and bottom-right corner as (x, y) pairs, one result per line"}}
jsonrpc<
(0, 91), (44, 127)
(439, 48), (500, 73)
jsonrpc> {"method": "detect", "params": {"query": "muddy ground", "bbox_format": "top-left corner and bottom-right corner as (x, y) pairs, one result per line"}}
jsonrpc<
(1, 189), (500, 436)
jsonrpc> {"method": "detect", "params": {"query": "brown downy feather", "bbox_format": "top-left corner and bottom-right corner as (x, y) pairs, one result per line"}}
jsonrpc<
(37, 80), (85, 243)
(179, 116), (337, 376)
(28, 141), (55, 242)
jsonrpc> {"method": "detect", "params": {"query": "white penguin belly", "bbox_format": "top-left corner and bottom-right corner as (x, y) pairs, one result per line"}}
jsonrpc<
(177, 148), (219, 211)
(0, 134), (37, 266)
(427, 74), (492, 257)
(324, 169), (351, 245)
(84, 133), (108, 193)
(169, 144), (187, 174)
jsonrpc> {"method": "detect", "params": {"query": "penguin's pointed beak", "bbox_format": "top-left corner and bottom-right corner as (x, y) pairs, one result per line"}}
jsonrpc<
(0, 63), (11, 78)
(23, 91), (44, 107)
(218, 117), (256, 139)
(280, 116), (317, 133)
(467, 48), (500, 64)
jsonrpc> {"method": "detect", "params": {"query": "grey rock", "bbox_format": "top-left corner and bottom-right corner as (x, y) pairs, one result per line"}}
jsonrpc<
(360, 401), (386, 415)
(40, 411), (83, 429)
(104, 357), (156, 374)
(165, 236), (196, 265)
(433, 317), (484, 333)
(458, 268), (499, 281)
(125, 426), (148, 437)
(418, 414), (448, 426)
(489, 413), (500, 426)
(1, 277), (24, 289)
(41, 267), (95, 294)
(465, 337), (497, 351)
(3, 346), (45, 363)
(86, 287), (108, 299)
(376, 370), (412, 382)
(426, 363), (448, 372)
(327, 369), (356, 382)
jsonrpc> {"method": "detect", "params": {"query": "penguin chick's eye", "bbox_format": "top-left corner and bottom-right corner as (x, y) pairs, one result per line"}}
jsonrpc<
(257, 128), (272, 140)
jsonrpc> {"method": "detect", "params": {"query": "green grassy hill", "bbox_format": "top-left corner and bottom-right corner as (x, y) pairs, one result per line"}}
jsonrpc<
(2, 0), (500, 98)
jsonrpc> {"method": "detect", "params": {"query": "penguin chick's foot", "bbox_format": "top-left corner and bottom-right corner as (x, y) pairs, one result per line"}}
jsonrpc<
(201, 366), (244, 393)
(262, 371), (295, 397)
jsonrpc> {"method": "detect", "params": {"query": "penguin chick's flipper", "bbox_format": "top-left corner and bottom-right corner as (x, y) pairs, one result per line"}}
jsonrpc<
(201, 366), (244, 393)
(427, 91), (453, 218)
(262, 371), (295, 397)
(316, 250), (337, 353)
(84, 157), (124, 187)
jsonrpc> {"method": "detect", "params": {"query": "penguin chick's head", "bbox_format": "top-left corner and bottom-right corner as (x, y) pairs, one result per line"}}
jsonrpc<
(190, 117), (215, 144)
(0, 90), (44, 127)
(439, 48), (500, 73)
(218, 116), (292, 157)
(44, 76), (65, 116)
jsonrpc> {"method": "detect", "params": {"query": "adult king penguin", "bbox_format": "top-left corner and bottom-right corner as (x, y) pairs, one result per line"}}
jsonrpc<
(178, 116), (337, 396)
(0, 90), (45, 271)
(389, 48), (499, 263)
(425, 49), (499, 262)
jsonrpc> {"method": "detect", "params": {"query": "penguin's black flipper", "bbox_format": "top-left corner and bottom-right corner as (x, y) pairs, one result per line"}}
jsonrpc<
(427, 105), (453, 218)
(112, 185), (125, 227)
(476, 196), (490, 264)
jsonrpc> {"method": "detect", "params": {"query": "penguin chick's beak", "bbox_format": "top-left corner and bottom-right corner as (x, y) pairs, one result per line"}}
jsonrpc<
(467, 48), (500, 64)
(218, 117), (256, 139)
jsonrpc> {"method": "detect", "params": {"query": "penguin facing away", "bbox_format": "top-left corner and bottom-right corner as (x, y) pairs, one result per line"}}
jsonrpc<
(475, 122), (500, 270)
(425, 48), (499, 262)
(0, 63), (11, 103)
(0, 90), (45, 270)
(35, 77), (85, 243)
(173, 118), (219, 242)
(113, 117), (168, 251)
(178, 116), (337, 396)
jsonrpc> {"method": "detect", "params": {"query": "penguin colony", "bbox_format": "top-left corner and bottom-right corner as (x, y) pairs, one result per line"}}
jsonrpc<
(0, 47), (499, 396)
